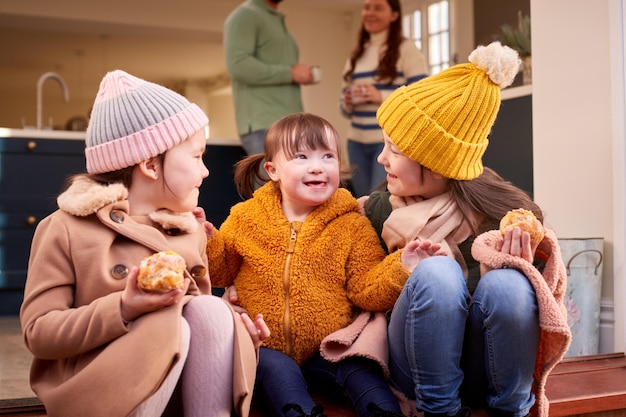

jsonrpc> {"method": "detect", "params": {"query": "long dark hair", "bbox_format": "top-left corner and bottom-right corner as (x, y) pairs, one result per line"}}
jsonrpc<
(449, 167), (543, 236)
(343, 0), (404, 85)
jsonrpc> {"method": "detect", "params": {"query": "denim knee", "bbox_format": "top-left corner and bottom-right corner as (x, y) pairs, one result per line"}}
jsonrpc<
(406, 257), (469, 307)
(471, 269), (538, 324)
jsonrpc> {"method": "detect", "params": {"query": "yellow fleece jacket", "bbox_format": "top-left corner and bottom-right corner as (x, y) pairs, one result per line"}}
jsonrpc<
(207, 183), (409, 364)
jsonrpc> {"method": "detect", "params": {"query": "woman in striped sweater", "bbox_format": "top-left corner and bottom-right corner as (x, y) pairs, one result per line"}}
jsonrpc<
(340, 0), (428, 198)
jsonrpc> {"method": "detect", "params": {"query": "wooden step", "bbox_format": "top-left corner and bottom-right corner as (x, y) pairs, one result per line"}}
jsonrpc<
(545, 352), (626, 416)
(4, 353), (626, 417)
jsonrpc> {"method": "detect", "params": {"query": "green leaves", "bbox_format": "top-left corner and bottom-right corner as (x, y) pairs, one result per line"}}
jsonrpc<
(496, 11), (531, 57)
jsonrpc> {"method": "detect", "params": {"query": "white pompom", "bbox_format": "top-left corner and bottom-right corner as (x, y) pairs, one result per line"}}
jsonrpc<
(468, 42), (521, 89)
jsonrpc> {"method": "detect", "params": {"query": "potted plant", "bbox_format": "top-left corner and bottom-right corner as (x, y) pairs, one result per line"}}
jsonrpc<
(495, 11), (532, 84)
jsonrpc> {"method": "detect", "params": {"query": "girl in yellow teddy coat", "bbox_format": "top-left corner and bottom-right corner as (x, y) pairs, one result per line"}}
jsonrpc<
(206, 113), (432, 417)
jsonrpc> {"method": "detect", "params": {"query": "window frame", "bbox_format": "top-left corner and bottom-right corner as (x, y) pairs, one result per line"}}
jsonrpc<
(402, 0), (451, 75)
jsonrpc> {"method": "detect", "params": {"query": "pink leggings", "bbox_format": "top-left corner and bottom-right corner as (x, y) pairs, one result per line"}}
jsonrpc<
(130, 295), (235, 417)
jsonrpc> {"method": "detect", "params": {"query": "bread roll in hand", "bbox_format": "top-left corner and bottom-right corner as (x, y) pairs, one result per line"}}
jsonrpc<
(137, 251), (186, 292)
(499, 208), (545, 244)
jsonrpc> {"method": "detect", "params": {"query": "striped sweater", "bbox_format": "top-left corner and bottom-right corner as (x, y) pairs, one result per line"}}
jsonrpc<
(340, 30), (428, 145)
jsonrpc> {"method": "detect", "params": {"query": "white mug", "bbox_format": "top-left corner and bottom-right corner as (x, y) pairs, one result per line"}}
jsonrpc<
(350, 84), (368, 104)
(311, 65), (322, 84)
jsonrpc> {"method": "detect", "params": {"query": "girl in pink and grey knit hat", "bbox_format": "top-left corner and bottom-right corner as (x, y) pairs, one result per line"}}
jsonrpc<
(21, 70), (269, 417)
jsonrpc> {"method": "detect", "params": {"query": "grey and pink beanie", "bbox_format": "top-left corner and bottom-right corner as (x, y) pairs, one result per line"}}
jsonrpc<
(85, 70), (208, 174)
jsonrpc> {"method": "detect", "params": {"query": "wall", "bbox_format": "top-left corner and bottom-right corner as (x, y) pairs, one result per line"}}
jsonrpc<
(531, 0), (625, 353)
(282, 4), (357, 141)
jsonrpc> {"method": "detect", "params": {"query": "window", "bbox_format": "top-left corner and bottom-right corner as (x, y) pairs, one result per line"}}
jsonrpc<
(403, 0), (450, 75)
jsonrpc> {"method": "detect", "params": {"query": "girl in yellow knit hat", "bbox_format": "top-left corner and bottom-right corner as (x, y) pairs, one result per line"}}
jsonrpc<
(359, 41), (570, 417)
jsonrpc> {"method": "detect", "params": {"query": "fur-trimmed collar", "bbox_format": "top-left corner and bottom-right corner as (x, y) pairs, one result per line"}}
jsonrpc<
(57, 176), (198, 233)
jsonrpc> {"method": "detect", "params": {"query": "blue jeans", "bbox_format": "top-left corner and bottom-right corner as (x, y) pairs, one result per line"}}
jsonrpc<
(347, 140), (386, 198)
(387, 257), (539, 417)
(255, 347), (402, 417)
(240, 129), (267, 156)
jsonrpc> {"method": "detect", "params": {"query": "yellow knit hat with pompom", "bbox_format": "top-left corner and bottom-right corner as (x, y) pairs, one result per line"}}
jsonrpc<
(376, 42), (521, 180)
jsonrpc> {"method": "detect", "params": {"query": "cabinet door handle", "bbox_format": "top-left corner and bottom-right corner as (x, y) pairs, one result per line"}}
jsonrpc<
(26, 216), (37, 226)
(26, 141), (37, 151)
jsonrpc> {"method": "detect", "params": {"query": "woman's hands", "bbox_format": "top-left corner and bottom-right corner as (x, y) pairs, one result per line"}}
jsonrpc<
(343, 83), (383, 109)
(120, 266), (190, 324)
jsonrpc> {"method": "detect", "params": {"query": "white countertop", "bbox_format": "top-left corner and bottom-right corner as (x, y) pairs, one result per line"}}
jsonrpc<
(0, 128), (242, 146)
(501, 84), (532, 100)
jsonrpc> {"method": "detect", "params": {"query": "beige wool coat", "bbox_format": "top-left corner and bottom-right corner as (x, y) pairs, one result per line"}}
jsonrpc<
(20, 177), (256, 417)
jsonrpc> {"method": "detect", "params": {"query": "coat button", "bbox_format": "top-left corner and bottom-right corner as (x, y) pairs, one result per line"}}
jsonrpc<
(110, 210), (125, 223)
(111, 264), (129, 279)
(190, 265), (206, 278)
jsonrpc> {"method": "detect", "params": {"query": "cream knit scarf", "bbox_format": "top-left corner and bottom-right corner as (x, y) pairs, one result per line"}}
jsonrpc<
(382, 192), (473, 275)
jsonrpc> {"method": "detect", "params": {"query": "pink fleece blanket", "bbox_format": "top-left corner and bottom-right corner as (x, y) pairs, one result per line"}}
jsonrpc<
(471, 228), (571, 417)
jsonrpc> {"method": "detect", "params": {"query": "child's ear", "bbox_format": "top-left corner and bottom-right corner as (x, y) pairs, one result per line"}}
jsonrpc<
(264, 161), (279, 181)
(138, 157), (160, 180)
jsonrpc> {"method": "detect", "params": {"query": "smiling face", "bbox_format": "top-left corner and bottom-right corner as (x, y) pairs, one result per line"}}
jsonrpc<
(264, 129), (340, 221)
(377, 131), (449, 199)
(361, 0), (399, 35)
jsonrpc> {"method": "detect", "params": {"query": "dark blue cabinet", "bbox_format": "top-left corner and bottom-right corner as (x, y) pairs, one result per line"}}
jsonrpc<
(0, 137), (245, 315)
(199, 144), (246, 227)
(0, 138), (86, 315)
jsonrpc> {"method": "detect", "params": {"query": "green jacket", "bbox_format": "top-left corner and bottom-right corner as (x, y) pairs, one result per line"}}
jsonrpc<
(224, 0), (303, 135)
(206, 183), (409, 364)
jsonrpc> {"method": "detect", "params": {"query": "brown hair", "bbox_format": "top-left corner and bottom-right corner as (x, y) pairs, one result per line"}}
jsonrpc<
(343, 0), (404, 85)
(449, 167), (543, 236)
(234, 113), (351, 199)
(64, 154), (165, 191)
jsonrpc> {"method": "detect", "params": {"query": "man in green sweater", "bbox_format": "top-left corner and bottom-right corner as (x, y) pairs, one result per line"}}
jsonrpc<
(224, 0), (316, 156)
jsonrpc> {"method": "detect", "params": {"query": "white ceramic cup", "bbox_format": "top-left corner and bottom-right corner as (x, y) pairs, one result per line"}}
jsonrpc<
(311, 65), (322, 84)
(350, 84), (368, 104)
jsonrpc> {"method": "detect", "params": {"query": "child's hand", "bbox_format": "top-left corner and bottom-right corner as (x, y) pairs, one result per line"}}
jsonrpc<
(192, 207), (215, 238)
(356, 195), (369, 214)
(120, 266), (190, 323)
(496, 226), (537, 263)
(192, 206), (207, 223)
(239, 312), (270, 350)
(222, 285), (247, 315)
(401, 239), (447, 272)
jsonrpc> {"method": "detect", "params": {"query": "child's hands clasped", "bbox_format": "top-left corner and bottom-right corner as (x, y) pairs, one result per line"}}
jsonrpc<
(401, 239), (447, 272)
(120, 266), (190, 323)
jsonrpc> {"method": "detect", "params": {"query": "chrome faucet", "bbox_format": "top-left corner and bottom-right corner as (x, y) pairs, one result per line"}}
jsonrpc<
(36, 72), (70, 129)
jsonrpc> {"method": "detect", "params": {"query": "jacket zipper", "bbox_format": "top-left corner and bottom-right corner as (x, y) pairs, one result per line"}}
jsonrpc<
(283, 223), (298, 356)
